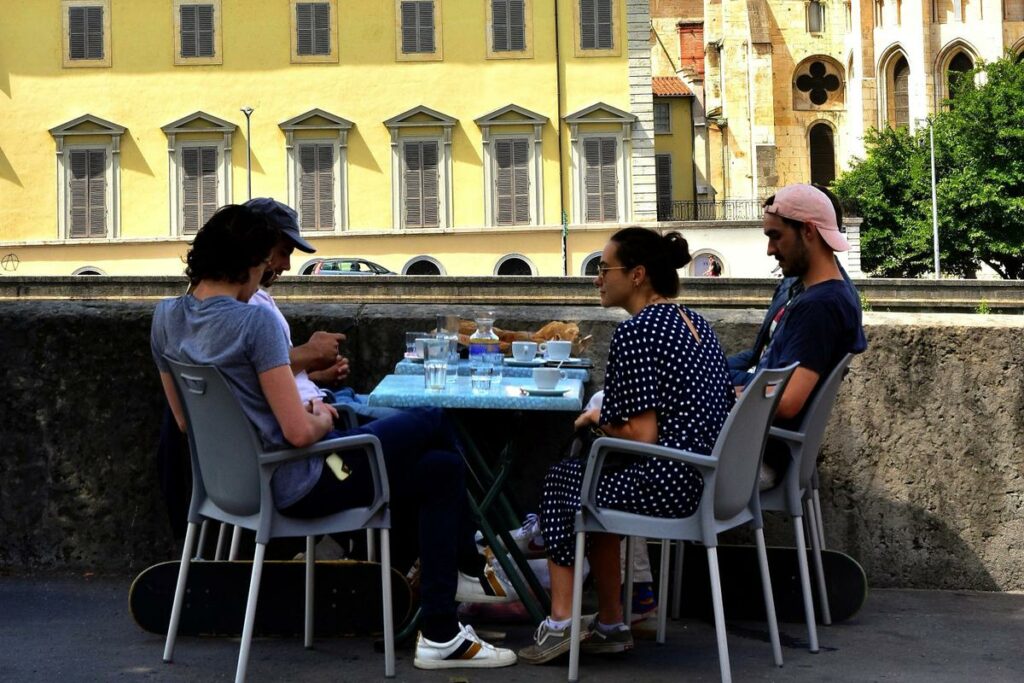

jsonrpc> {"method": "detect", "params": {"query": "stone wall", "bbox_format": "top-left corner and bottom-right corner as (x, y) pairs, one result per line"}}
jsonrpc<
(0, 301), (1021, 591)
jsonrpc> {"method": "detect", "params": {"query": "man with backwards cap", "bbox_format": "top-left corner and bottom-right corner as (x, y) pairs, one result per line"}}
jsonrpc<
(728, 183), (867, 486)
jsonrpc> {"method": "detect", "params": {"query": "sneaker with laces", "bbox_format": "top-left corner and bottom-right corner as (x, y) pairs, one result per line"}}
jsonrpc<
(582, 620), (634, 654)
(475, 513), (546, 557)
(455, 551), (518, 604)
(414, 622), (517, 669)
(518, 617), (592, 665)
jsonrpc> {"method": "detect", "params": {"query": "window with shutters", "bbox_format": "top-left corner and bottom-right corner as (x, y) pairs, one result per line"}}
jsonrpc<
(655, 154), (673, 220)
(67, 149), (108, 238)
(290, 0), (338, 63)
(397, 0), (443, 61)
(174, 1), (222, 65)
(492, 138), (531, 226)
(488, 0), (530, 58)
(653, 102), (671, 133)
(297, 143), (336, 231)
(576, 0), (617, 55)
(402, 140), (441, 229)
(582, 137), (618, 223)
(179, 146), (219, 234)
(62, 1), (110, 67)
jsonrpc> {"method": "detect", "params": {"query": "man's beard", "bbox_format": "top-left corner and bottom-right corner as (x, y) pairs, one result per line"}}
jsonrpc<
(260, 268), (279, 288)
(779, 236), (810, 278)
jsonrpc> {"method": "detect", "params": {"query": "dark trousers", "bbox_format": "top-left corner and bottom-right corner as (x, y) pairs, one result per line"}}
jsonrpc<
(282, 407), (479, 619)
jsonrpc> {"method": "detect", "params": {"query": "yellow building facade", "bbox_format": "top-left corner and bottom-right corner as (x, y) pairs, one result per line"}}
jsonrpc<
(0, 0), (672, 276)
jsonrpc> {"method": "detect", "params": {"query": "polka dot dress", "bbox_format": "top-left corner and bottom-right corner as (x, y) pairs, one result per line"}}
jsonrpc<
(541, 303), (736, 566)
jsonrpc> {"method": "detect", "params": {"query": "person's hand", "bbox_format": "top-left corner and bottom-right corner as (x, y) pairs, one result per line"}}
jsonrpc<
(308, 356), (351, 387)
(302, 331), (345, 371)
(734, 385), (745, 397)
(306, 398), (338, 431)
(573, 407), (600, 431)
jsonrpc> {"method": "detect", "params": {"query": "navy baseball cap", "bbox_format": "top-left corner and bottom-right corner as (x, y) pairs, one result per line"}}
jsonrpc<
(243, 197), (316, 253)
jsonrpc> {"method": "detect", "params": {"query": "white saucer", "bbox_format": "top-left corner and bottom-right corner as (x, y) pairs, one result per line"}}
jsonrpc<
(403, 354), (425, 363)
(545, 357), (584, 365)
(521, 385), (570, 397)
(506, 358), (546, 367)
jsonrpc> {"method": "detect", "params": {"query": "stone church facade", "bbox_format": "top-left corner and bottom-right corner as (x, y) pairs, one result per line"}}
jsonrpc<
(650, 0), (1024, 201)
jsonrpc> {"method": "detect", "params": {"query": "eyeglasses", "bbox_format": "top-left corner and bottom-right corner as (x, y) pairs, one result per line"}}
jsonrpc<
(596, 265), (628, 277)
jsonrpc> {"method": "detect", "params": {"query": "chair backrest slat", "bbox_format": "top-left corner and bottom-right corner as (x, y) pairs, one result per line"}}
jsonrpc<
(796, 353), (854, 486)
(166, 358), (264, 516)
(712, 363), (796, 520)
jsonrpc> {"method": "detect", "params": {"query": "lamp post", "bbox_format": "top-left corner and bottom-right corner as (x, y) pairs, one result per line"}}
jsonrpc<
(240, 106), (254, 200)
(917, 117), (941, 279)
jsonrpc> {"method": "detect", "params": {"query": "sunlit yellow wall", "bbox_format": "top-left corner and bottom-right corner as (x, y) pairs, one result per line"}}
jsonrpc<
(653, 96), (695, 203)
(0, 0), (633, 275)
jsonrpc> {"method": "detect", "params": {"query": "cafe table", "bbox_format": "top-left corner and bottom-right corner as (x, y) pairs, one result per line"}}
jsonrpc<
(393, 357), (592, 383)
(368, 373), (585, 625)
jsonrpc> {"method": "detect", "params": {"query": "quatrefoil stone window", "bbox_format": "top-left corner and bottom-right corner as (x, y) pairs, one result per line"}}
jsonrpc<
(796, 61), (841, 105)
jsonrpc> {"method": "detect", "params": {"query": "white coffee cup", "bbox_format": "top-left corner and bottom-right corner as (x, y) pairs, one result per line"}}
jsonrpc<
(532, 367), (565, 390)
(511, 341), (539, 361)
(540, 340), (572, 361)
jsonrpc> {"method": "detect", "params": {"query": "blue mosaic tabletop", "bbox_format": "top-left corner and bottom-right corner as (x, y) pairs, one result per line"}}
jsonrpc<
(394, 357), (591, 382)
(368, 374), (584, 412)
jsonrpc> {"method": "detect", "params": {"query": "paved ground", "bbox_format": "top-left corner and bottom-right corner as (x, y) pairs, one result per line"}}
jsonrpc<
(1, 572), (1023, 682)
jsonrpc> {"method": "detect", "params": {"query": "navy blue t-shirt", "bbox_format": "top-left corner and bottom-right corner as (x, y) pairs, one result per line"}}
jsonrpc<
(756, 278), (867, 424)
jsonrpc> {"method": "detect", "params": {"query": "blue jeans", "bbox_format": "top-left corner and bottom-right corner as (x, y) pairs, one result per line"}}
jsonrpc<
(282, 407), (479, 619)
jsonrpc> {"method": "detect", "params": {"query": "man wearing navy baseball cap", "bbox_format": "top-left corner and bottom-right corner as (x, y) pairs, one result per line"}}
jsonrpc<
(244, 198), (350, 399)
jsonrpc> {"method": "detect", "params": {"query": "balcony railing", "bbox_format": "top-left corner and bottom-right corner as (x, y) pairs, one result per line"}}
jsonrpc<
(658, 199), (765, 222)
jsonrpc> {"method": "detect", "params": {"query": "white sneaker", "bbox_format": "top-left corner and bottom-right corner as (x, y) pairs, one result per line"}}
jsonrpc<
(414, 622), (517, 669)
(455, 552), (518, 604)
(475, 513), (546, 557)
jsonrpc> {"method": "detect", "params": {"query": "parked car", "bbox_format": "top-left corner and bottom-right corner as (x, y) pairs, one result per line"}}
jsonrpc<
(300, 258), (395, 275)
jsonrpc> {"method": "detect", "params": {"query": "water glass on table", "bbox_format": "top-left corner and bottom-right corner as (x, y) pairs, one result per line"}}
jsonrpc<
(406, 331), (428, 359)
(483, 351), (503, 384)
(422, 339), (448, 391)
(471, 364), (494, 394)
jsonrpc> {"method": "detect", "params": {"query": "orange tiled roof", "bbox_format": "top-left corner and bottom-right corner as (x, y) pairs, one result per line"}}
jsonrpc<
(652, 77), (693, 97)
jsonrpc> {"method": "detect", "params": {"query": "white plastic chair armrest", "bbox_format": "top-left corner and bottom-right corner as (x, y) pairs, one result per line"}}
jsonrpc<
(580, 436), (718, 506)
(768, 426), (805, 445)
(260, 433), (383, 466)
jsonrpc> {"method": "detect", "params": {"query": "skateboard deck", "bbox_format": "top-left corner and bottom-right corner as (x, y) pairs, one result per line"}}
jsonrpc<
(130, 560), (413, 637)
(673, 543), (868, 623)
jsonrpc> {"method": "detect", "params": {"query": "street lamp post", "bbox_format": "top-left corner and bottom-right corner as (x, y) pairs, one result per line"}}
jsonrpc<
(918, 117), (941, 279)
(240, 106), (254, 200)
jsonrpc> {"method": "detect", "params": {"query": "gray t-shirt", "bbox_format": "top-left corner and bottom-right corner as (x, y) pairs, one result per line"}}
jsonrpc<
(151, 294), (324, 508)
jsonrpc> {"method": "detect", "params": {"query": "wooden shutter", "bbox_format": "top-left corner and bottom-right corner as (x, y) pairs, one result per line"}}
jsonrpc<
(68, 149), (106, 237)
(313, 3), (331, 55)
(69, 6), (104, 60)
(494, 138), (530, 225)
(180, 5), (214, 58)
(181, 146), (218, 234)
(596, 0), (613, 49)
(583, 137), (617, 222)
(656, 154), (672, 219)
(492, 0), (525, 52)
(296, 3), (313, 54)
(401, 1), (434, 53)
(403, 141), (439, 228)
(580, 0), (596, 49)
(298, 144), (335, 230)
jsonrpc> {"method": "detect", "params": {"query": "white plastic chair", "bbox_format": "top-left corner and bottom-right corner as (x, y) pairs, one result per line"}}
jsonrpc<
(568, 363), (798, 683)
(162, 359), (395, 682)
(760, 353), (855, 649)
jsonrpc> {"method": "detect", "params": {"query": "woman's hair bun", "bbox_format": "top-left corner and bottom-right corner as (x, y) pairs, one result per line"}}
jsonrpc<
(663, 231), (692, 270)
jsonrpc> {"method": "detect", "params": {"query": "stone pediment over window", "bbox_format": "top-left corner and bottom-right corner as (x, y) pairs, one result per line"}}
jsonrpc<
(49, 113), (126, 152)
(384, 105), (456, 131)
(793, 57), (845, 111)
(563, 102), (637, 139)
(474, 104), (547, 142)
(161, 111), (237, 136)
(280, 108), (354, 146)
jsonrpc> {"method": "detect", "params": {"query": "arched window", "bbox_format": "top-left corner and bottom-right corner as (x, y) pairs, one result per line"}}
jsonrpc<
(581, 251), (602, 276)
(689, 251), (725, 277)
(807, 0), (825, 32)
(495, 254), (535, 276)
(402, 256), (445, 275)
(889, 56), (910, 128)
(72, 266), (106, 275)
(809, 123), (837, 186)
(946, 52), (974, 100)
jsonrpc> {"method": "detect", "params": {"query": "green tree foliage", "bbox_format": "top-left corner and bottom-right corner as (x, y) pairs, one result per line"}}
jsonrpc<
(833, 55), (1024, 279)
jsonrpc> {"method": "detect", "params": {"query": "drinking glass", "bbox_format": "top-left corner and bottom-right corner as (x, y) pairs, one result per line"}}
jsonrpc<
(483, 350), (503, 384)
(406, 331), (428, 359)
(471, 365), (493, 394)
(423, 339), (447, 390)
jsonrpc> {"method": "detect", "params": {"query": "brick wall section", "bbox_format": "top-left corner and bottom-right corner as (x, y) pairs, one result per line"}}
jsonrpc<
(628, 0), (657, 220)
(677, 21), (704, 77)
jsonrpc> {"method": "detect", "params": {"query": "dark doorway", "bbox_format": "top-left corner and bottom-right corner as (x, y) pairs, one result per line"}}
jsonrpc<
(809, 123), (836, 186)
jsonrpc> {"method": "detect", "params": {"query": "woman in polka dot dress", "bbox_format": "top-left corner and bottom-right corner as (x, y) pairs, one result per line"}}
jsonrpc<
(519, 227), (735, 664)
